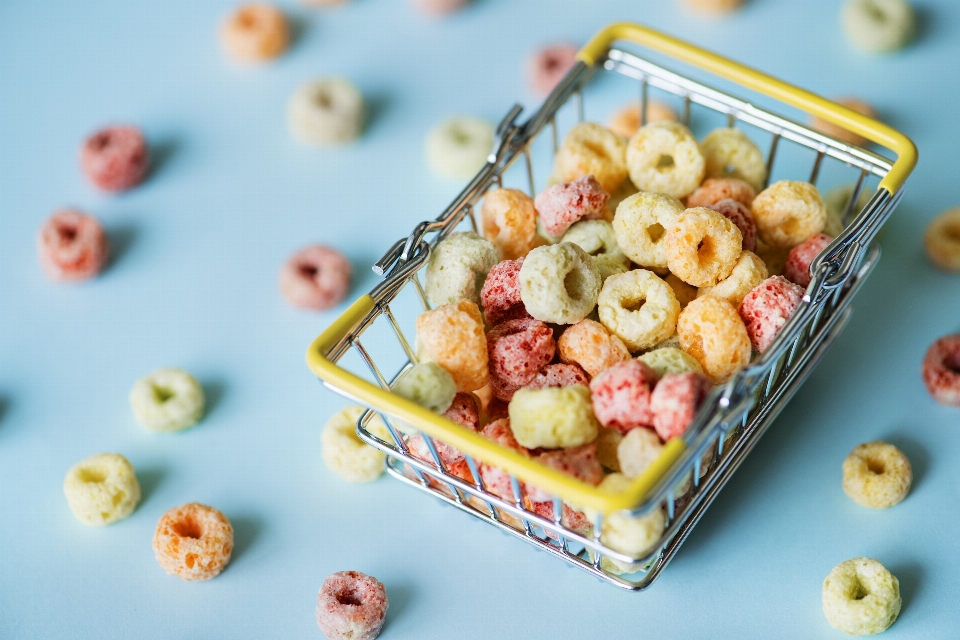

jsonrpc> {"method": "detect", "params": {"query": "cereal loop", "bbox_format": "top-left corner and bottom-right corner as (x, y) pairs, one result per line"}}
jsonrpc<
(153, 503), (233, 581)
(487, 318), (555, 387)
(755, 240), (790, 276)
(527, 500), (592, 536)
(509, 385), (598, 449)
(608, 100), (678, 139)
(280, 245), (352, 311)
(626, 121), (705, 199)
(557, 318), (631, 377)
(528, 44), (578, 96)
(665, 273), (698, 309)
(63, 453), (141, 526)
(407, 393), (480, 468)
(738, 276), (805, 354)
(617, 427), (663, 479)
(416, 301), (488, 392)
(700, 128), (767, 192)
(526, 444), (604, 502)
(921, 334), (960, 407)
(589, 360), (658, 433)
(708, 198), (757, 253)
(129, 368), (205, 432)
(811, 98), (878, 147)
(37, 209), (109, 282)
(665, 207), (743, 287)
(480, 258), (529, 326)
(481, 188), (537, 260)
(413, 0), (469, 15)
(553, 123), (628, 193)
(752, 181), (826, 249)
(519, 243), (601, 325)
(424, 231), (499, 306)
(682, 0), (745, 14)
(526, 363), (590, 390)
(426, 117), (494, 179)
(613, 191), (685, 269)
(924, 207), (960, 272)
(220, 4), (289, 61)
(316, 571), (388, 640)
(697, 250), (768, 308)
(478, 418), (530, 499)
(842, 441), (912, 509)
(393, 362), (457, 415)
(842, 0), (915, 53)
(590, 473), (666, 559)
(597, 270), (680, 352)
(322, 405), (391, 482)
(80, 125), (149, 192)
(677, 296), (751, 383)
(686, 177), (756, 209)
(650, 372), (711, 440)
(822, 558), (901, 636)
(288, 78), (365, 146)
(535, 175), (610, 238)
(784, 234), (834, 288)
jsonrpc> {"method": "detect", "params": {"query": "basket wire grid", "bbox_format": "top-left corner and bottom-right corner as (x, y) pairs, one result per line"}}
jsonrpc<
(306, 24), (917, 590)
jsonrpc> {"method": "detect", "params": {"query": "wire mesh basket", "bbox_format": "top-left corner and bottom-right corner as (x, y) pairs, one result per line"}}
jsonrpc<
(306, 23), (917, 590)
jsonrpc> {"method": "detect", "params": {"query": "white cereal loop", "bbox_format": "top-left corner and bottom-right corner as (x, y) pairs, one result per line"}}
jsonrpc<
(426, 116), (494, 179)
(822, 557), (901, 635)
(322, 405), (392, 483)
(617, 427), (663, 480)
(423, 231), (500, 306)
(288, 78), (365, 146)
(665, 207), (743, 288)
(752, 181), (826, 249)
(63, 453), (141, 526)
(637, 347), (704, 378)
(552, 122), (628, 193)
(842, 0), (915, 53)
(519, 242), (601, 325)
(597, 270), (680, 352)
(626, 121), (705, 199)
(612, 191), (685, 270)
(700, 128), (767, 192)
(129, 368), (205, 432)
(696, 250), (768, 308)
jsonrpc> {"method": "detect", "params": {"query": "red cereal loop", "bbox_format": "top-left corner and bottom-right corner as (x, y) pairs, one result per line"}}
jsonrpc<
(487, 317), (556, 388)
(783, 233), (834, 288)
(526, 363), (589, 390)
(528, 44), (578, 96)
(407, 393), (480, 467)
(478, 418), (530, 499)
(921, 335), (960, 407)
(316, 571), (388, 640)
(650, 372), (711, 440)
(527, 499), (592, 536)
(588, 360), (659, 434)
(80, 125), (149, 192)
(480, 258), (530, 326)
(526, 443), (604, 502)
(486, 396), (510, 419)
(738, 276), (805, 353)
(37, 209), (109, 281)
(279, 245), (352, 311)
(709, 198), (758, 253)
(534, 175), (610, 237)
(686, 177), (756, 209)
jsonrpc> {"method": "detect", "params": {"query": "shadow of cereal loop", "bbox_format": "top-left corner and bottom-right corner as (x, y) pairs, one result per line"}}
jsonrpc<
(202, 378), (228, 419)
(137, 466), (166, 507)
(229, 514), (264, 567)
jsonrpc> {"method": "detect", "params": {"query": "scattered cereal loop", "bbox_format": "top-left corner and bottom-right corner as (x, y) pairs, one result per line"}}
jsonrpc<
(288, 79), (365, 146)
(842, 441), (912, 509)
(426, 116), (494, 179)
(921, 334), (960, 407)
(220, 3), (289, 62)
(842, 0), (915, 53)
(822, 557), (901, 635)
(129, 368), (205, 432)
(37, 209), (109, 282)
(153, 503), (233, 581)
(924, 207), (960, 272)
(528, 43), (578, 96)
(63, 453), (140, 526)
(79, 125), (149, 192)
(316, 571), (389, 640)
(279, 245), (352, 311)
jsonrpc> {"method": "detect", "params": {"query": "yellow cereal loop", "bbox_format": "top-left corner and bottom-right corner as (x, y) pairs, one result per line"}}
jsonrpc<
(665, 273), (698, 309)
(557, 318), (631, 377)
(842, 441), (912, 509)
(598, 270), (680, 352)
(677, 296), (751, 383)
(665, 207), (743, 287)
(480, 188), (537, 260)
(321, 405), (392, 483)
(626, 121), (705, 199)
(822, 557), (901, 635)
(613, 192), (685, 269)
(752, 181), (826, 249)
(700, 128), (767, 192)
(416, 300), (488, 392)
(586, 473), (666, 570)
(63, 453), (141, 526)
(924, 207), (960, 272)
(391, 362), (457, 433)
(696, 250), (768, 307)
(508, 385), (599, 449)
(637, 347), (704, 378)
(424, 231), (500, 306)
(595, 427), (623, 472)
(552, 122), (628, 193)
(129, 368), (205, 432)
(617, 428), (663, 480)
(519, 243), (601, 325)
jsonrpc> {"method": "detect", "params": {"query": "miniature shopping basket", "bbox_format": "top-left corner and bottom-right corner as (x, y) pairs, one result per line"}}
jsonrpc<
(306, 23), (917, 590)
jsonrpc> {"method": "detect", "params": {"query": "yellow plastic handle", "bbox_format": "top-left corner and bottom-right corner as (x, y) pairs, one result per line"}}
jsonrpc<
(578, 23), (917, 194)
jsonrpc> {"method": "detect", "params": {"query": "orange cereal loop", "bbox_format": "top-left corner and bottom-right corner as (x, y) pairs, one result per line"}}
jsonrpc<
(677, 296), (751, 383)
(553, 122), (628, 193)
(416, 301), (488, 392)
(755, 240), (790, 276)
(220, 4), (289, 62)
(924, 207), (960, 272)
(152, 503), (233, 581)
(696, 250), (768, 308)
(607, 101), (678, 139)
(665, 273), (698, 309)
(481, 188), (537, 260)
(686, 177), (756, 209)
(557, 318), (631, 377)
(665, 207), (743, 287)
(811, 98), (878, 148)
(752, 181), (826, 249)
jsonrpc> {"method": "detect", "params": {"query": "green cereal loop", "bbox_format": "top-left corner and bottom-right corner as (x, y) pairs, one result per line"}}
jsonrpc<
(842, 0), (915, 54)
(519, 242), (601, 325)
(562, 220), (631, 283)
(424, 231), (500, 306)
(393, 362), (457, 419)
(637, 347), (704, 378)
(508, 385), (599, 449)
(63, 453), (141, 526)
(129, 368), (205, 432)
(822, 557), (901, 635)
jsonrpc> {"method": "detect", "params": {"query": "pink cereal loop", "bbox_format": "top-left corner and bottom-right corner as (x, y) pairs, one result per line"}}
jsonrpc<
(738, 276), (805, 353)
(922, 335), (960, 407)
(80, 125), (149, 192)
(709, 198), (758, 253)
(279, 245), (352, 311)
(486, 317), (556, 387)
(480, 258), (530, 326)
(316, 571), (389, 640)
(528, 43), (578, 96)
(526, 363), (589, 390)
(37, 209), (109, 281)
(478, 418), (530, 499)
(534, 175), (610, 238)
(650, 372), (711, 440)
(526, 443), (604, 502)
(784, 234), (834, 288)
(589, 359), (659, 434)
(407, 392), (480, 467)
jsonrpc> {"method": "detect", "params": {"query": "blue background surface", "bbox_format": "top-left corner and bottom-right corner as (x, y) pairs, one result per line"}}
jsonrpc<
(1, 0), (959, 637)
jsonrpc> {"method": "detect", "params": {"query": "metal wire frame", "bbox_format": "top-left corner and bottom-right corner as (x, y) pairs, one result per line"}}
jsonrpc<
(316, 45), (907, 589)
